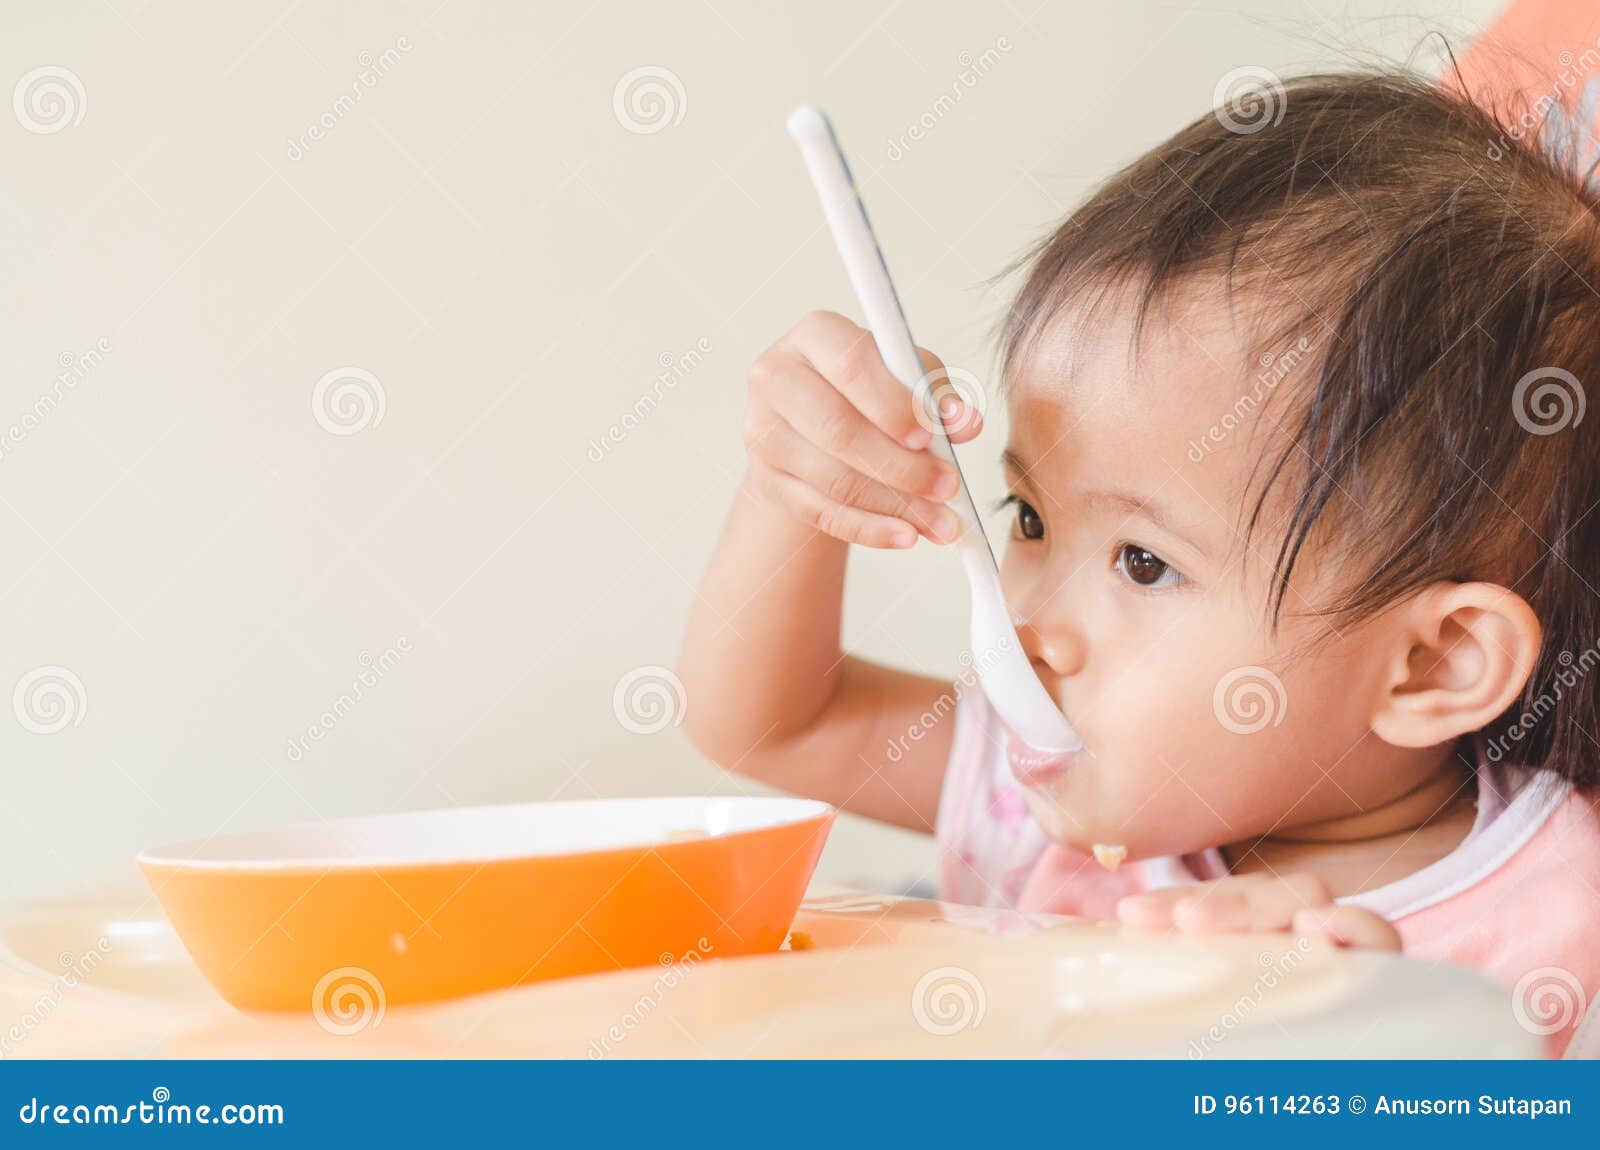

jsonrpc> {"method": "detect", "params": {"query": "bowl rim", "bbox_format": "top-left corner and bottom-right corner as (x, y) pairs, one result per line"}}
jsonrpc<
(135, 795), (835, 872)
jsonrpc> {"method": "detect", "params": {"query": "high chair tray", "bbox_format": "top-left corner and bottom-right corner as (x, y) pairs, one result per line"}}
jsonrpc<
(0, 888), (1536, 1058)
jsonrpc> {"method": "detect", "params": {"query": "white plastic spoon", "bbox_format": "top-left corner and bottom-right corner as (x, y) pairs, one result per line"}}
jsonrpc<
(787, 105), (1084, 754)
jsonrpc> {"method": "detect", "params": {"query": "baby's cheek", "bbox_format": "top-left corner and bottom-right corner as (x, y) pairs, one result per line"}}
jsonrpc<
(1091, 655), (1283, 838)
(1174, 699), (1349, 836)
(1099, 659), (1226, 768)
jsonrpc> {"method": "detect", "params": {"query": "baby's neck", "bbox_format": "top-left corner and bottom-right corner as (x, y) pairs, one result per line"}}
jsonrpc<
(1220, 752), (1478, 897)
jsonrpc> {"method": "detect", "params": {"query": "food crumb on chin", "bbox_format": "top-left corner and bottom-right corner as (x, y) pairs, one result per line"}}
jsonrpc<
(1091, 843), (1127, 872)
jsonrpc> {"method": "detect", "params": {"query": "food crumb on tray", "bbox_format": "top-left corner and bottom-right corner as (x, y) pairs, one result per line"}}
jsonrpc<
(785, 929), (814, 951)
(1091, 843), (1127, 872)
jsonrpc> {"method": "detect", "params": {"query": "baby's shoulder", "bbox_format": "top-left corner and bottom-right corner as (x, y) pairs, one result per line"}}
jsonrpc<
(1517, 787), (1600, 890)
(1402, 783), (1600, 973)
(1493, 789), (1600, 1056)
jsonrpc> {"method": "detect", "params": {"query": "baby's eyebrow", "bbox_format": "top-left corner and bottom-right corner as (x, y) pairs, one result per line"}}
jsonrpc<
(1000, 447), (1033, 478)
(1080, 489), (1207, 555)
(1002, 448), (1208, 556)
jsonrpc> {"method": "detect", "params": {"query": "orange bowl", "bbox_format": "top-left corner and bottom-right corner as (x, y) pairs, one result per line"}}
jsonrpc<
(137, 796), (834, 1012)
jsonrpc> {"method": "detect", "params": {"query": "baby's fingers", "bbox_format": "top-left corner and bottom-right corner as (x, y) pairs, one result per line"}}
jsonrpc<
(1115, 886), (1194, 929)
(784, 311), (935, 450)
(1291, 905), (1400, 951)
(756, 419), (960, 543)
(1173, 873), (1333, 932)
(754, 466), (918, 549)
(757, 360), (959, 500)
(1118, 873), (1333, 933)
(1115, 877), (1265, 928)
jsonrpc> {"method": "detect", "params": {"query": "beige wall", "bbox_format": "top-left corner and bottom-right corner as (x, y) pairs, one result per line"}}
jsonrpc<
(1, 1), (1499, 899)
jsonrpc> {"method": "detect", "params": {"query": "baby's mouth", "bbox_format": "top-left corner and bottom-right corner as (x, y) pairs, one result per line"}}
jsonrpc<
(1005, 731), (1089, 785)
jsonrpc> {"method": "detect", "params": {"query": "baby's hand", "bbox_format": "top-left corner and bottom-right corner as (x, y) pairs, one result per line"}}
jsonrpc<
(743, 310), (978, 548)
(1115, 873), (1401, 950)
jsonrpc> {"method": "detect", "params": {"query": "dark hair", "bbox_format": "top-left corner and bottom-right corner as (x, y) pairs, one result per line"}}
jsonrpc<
(1001, 70), (1600, 785)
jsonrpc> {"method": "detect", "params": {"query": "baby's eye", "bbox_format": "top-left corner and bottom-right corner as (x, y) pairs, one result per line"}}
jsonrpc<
(1010, 498), (1044, 541)
(1115, 543), (1183, 590)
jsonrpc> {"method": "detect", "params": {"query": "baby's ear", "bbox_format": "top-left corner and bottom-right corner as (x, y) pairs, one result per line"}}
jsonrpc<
(1370, 582), (1541, 748)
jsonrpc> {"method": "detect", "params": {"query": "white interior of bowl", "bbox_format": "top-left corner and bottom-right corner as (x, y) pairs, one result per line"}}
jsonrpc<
(137, 796), (832, 870)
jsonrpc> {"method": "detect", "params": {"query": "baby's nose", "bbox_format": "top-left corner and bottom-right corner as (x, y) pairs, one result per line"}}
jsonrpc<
(1012, 596), (1087, 683)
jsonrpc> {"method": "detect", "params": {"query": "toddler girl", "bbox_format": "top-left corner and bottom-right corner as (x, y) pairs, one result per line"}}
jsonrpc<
(679, 71), (1600, 1056)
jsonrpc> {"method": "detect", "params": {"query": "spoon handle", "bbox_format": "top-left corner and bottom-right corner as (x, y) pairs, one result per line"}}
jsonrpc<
(786, 104), (996, 573)
(788, 105), (1084, 754)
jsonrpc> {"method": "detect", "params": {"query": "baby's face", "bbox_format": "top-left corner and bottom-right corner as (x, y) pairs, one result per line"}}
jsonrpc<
(997, 289), (1417, 859)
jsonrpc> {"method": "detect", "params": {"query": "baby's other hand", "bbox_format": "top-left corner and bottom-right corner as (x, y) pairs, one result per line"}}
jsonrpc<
(743, 310), (980, 549)
(1115, 872), (1400, 950)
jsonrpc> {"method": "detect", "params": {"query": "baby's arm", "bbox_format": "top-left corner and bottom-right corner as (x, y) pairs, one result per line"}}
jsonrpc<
(678, 311), (977, 831)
